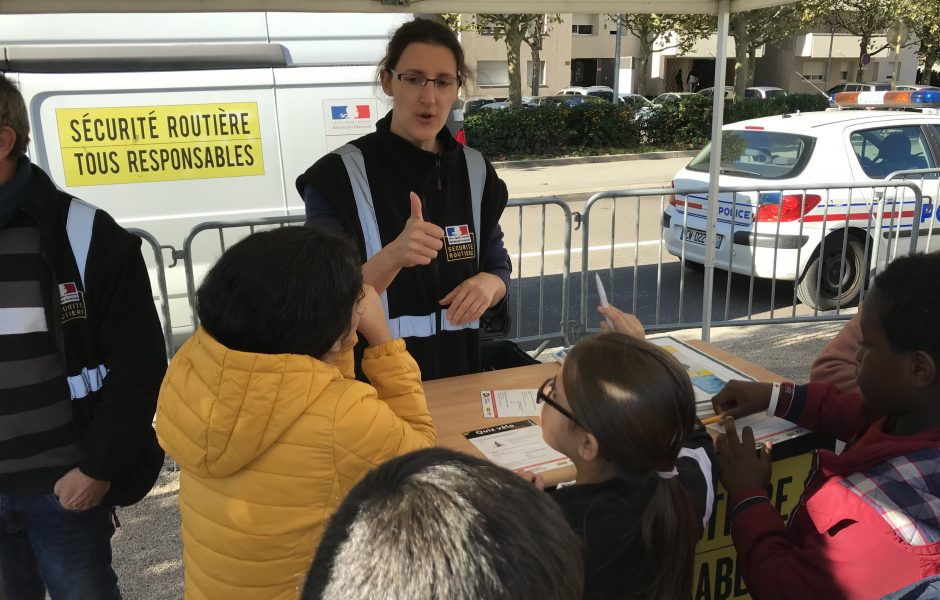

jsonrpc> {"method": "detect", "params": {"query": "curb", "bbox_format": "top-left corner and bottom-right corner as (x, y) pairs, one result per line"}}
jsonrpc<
(493, 149), (699, 170)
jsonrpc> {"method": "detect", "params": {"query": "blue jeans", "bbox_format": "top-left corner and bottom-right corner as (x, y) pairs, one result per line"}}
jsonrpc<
(0, 492), (122, 600)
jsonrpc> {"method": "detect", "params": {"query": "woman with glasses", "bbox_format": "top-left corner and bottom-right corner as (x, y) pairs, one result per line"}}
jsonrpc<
(536, 321), (717, 600)
(296, 18), (510, 381)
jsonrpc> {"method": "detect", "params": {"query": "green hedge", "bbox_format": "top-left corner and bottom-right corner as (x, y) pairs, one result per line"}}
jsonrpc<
(463, 93), (830, 160)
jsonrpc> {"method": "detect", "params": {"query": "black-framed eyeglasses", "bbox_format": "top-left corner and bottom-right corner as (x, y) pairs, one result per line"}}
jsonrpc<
(387, 68), (461, 91)
(536, 377), (587, 430)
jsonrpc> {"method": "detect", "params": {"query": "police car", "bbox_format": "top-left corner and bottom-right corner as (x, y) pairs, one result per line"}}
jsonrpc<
(663, 90), (940, 310)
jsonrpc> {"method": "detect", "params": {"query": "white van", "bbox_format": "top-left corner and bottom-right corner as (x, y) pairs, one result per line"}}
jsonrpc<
(3, 12), (409, 343)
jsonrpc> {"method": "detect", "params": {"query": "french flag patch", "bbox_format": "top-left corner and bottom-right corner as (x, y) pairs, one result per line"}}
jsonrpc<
(330, 105), (371, 120)
(59, 282), (81, 304)
(445, 224), (472, 245)
(446, 224), (469, 237)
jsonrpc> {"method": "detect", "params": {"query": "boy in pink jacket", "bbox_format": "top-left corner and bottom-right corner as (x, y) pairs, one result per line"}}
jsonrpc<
(712, 252), (940, 599)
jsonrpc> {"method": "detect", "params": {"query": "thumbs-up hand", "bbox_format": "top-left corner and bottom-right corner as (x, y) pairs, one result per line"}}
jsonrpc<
(389, 192), (444, 267)
(409, 191), (425, 222)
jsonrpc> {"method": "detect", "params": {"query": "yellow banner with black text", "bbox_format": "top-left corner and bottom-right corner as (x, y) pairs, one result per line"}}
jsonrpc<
(56, 103), (265, 186)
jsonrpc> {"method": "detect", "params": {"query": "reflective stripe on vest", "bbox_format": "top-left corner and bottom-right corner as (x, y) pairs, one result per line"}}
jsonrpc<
(64, 198), (109, 399)
(66, 199), (96, 287)
(67, 364), (108, 400)
(463, 146), (485, 269)
(336, 143), (485, 337)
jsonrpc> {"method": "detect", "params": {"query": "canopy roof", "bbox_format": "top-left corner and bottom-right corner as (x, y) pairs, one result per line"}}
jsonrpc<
(0, 0), (799, 15)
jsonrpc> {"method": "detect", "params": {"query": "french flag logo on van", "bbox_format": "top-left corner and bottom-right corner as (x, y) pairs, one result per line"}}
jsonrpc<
(330, 105), (371, 120)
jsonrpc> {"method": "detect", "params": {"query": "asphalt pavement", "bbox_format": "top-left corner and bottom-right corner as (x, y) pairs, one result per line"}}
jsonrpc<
(110, 152), (853, 599)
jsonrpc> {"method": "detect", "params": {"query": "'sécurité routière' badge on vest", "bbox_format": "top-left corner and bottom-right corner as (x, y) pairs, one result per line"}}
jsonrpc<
(444, 224), (476, 262)
(59, 282), (88, 322)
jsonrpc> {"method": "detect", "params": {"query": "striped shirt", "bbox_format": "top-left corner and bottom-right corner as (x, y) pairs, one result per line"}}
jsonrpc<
(0, 211), (80, 494)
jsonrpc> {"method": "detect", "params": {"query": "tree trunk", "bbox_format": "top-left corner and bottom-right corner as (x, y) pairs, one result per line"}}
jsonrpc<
(530, 45), (541, 96)
(529, 14), (544, 97)
(635, 24), (652, 97)
(856, 36), (869, 82)
(747, 49), (757, 87)
(506, 28), (524, 107)
(732, 13), (749, 103)
(922, 49), (938, 85)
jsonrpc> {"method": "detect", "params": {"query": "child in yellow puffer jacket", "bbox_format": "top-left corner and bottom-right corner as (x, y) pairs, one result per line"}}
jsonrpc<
(155, 226), (436, 600)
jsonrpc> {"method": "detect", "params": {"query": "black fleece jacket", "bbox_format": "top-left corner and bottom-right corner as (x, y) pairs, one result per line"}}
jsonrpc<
(20, 164), (166, 506)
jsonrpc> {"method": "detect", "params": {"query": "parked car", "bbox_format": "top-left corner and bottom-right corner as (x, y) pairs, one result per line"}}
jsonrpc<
(527, 96), (556, 106)
(618, 93), (654, 109)
(479, 101), (510, 110)
(662, 91), (940, 310)
(895, 84), (940, 91)
(698, 86), (735, 100)
(825, 82), (891, 95)
(745, 86), (788, 99)
(541, 95), (607, 107)
(460, 96), (498, 113)
(652, 92), (700, 105)
(556, 85), (614, 98)
(446, 99), (466, 145)
(617, 93), (655, 122)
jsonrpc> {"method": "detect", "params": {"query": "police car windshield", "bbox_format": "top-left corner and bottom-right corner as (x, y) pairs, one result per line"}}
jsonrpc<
(687, 130), (815, 180)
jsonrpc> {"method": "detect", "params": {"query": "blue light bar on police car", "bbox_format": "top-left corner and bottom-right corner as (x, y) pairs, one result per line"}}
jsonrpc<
(831, 90), (940, 108)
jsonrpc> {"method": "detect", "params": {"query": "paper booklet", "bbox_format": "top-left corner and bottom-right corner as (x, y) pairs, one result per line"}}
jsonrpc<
(464, 420), (573, 474)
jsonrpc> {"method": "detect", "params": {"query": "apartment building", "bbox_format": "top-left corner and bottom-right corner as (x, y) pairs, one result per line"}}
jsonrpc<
(457, 13), (919, 99)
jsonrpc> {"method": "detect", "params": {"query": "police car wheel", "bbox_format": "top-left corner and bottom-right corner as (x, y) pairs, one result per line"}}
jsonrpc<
(796, 236), (865, 311)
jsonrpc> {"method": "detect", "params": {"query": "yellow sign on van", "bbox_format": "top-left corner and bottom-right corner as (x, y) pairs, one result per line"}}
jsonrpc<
(56, 103), (265, 186)
(692, 452), (814, 600)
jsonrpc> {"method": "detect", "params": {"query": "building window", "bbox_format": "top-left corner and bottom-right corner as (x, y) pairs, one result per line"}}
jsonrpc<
(571, 14), (596, 36)
(526, 61), (547, 85)
(478, 60), (510, 86)
(801, 61), (825, 81)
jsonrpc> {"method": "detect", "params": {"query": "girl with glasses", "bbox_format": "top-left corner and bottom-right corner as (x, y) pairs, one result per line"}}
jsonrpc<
(537, 319), (717, 600)
(297, 18), (511, 381)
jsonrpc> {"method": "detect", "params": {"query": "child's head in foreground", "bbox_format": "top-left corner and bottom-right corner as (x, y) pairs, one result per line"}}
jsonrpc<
(196, 225), (363, 358)
(302, 448), (583, 600)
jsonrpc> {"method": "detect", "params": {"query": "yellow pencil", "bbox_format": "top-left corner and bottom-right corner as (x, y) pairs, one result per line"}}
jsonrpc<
(701, 414), (722, 425)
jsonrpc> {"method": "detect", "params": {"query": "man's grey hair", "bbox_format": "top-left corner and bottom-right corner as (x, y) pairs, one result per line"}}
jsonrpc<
(303, 448), (583, 600)
(0, 75), (30, 157)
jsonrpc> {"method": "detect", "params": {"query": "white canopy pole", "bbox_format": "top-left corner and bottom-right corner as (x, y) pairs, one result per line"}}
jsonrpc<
(701, 0), (730, 343)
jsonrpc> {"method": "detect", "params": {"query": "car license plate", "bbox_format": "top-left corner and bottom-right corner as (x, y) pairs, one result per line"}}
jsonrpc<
(683, 227), (723, 248)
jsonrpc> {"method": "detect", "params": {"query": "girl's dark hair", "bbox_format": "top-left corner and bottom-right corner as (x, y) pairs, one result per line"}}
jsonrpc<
(563, 333), (699, 599)
(196, 225), (362, 358)
(378, 18), (471, 85)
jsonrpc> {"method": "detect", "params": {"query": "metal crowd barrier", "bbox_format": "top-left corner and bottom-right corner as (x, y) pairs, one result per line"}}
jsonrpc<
(139, 177), (934, 358)
(578, 180), (925, 341)
(501, 196), (574, 353)
(128, 228), (174, 360)
(182, 215), (306, 330)
(177, 197), (573, 354)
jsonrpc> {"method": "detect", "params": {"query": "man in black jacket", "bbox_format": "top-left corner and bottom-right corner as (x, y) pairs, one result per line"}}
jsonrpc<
(0, 76), (167, 599)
